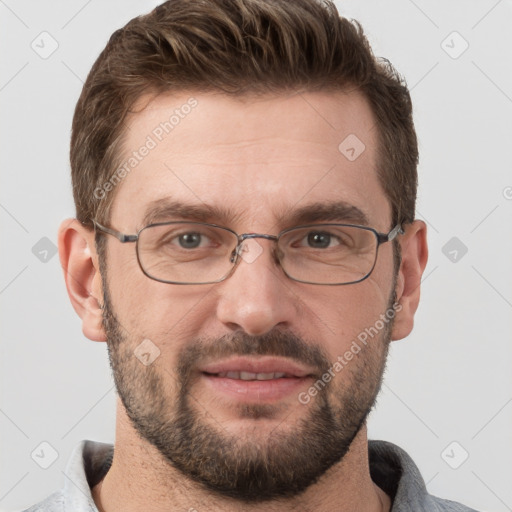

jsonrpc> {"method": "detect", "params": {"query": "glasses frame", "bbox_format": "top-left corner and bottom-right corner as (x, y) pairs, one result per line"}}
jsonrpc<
(92, 220), (404, 286)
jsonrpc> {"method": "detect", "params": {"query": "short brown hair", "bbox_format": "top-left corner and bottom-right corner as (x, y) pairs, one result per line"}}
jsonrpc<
(71, 0), (417, 237)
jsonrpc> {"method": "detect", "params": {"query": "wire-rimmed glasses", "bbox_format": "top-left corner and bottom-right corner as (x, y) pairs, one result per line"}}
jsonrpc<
(92, 220), (403, 285)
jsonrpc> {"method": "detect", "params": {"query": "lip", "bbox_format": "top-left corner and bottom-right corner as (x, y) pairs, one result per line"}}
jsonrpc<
(199, 356), (315, 403)
(200, 356), (314, 378)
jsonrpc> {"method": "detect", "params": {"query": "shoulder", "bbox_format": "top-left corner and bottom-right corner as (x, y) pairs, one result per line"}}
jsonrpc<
(20, 490), (65, 512)
(20, 440), (111, 512)
(428, 495), (480, 512)
(20, 488), (97, 512)
(369, 440), (480, 512)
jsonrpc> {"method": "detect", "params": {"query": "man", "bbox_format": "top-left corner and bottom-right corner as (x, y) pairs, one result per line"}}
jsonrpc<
(24, 0), (478, 510)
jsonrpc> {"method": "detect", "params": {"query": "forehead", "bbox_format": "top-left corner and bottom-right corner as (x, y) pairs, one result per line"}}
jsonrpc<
(109, 90), (390, 232)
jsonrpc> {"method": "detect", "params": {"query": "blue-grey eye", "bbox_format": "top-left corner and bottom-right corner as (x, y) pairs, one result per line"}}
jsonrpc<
(178, 233), (202, 248)
(307, 232), (332, 248)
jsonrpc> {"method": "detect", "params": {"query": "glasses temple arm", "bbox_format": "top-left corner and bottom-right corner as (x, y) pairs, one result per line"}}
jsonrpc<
(93, 221), (138, 243)
(377, 223), (404, 244)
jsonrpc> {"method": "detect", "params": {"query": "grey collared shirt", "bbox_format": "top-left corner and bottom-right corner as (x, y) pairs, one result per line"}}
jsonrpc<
(22, 439), (479, 511)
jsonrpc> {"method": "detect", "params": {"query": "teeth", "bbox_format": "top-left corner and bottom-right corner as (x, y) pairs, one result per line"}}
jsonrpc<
(240, 371), (257, 380)
(256, 372), (275, 380)
(215, 371), (289, 380)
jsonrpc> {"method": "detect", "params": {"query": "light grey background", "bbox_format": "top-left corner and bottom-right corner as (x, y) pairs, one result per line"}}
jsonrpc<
(1, 1), (511, 511)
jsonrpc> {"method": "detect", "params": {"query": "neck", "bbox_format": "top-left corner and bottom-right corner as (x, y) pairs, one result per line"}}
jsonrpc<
(92, 401), (391, 512)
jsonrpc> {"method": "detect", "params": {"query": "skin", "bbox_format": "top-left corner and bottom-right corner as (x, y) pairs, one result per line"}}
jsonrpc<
(59, 90), (428, 512)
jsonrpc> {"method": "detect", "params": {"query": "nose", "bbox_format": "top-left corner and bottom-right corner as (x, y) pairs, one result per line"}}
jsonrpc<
(215, 238), (298, 336)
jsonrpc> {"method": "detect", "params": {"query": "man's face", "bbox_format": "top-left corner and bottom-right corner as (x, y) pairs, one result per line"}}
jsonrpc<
(100, 91), (398, 500)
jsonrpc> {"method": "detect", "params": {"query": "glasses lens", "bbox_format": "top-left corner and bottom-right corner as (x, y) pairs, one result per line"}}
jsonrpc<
(137, 223), (238, 284)
(278, 225), (378, 284)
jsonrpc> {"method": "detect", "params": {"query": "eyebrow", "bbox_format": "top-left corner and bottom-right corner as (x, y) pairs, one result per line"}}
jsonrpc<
(286, 201), (370, 227)
(139, 198), (370, 231)
(140, 199), (242, 228)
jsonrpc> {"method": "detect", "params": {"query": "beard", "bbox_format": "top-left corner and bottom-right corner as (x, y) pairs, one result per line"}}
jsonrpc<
(101, 276), (394, 503)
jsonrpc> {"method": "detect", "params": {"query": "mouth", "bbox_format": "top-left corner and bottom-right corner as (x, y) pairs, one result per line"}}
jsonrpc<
(205, 371), (294, 380)
(199, 357), (315, 403)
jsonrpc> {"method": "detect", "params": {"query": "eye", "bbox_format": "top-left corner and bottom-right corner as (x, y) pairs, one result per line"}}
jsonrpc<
(159, 230), (215, 250)
(142, 224), (232, 257)
(305, 231), (338, 249)
(286, 227), (357, 251)
(176, 232), (205, 249)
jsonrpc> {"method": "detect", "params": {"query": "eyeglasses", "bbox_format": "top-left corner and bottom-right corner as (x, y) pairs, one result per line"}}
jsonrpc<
(92, 220), (403, 286)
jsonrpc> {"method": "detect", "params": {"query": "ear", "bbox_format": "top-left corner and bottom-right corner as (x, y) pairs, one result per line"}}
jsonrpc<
(58, 218), (107, 342)
(391, 220), (428, 341)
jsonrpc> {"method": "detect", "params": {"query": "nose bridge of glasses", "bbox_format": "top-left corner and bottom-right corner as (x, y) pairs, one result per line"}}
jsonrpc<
(239, 233), (279, 243)
(233, 233), (280, 262)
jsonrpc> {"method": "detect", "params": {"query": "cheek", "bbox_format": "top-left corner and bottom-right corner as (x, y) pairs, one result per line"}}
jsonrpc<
(108, 251), (216, 347)
(108, 251), (145, 322)
(301, 272), (393, 363)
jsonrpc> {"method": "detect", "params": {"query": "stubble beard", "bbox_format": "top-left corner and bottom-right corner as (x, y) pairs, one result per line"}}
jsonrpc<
(100, 272), (394, 502)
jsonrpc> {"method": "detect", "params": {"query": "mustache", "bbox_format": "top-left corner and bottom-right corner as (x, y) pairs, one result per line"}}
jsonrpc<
(176, 329), (332, 382)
